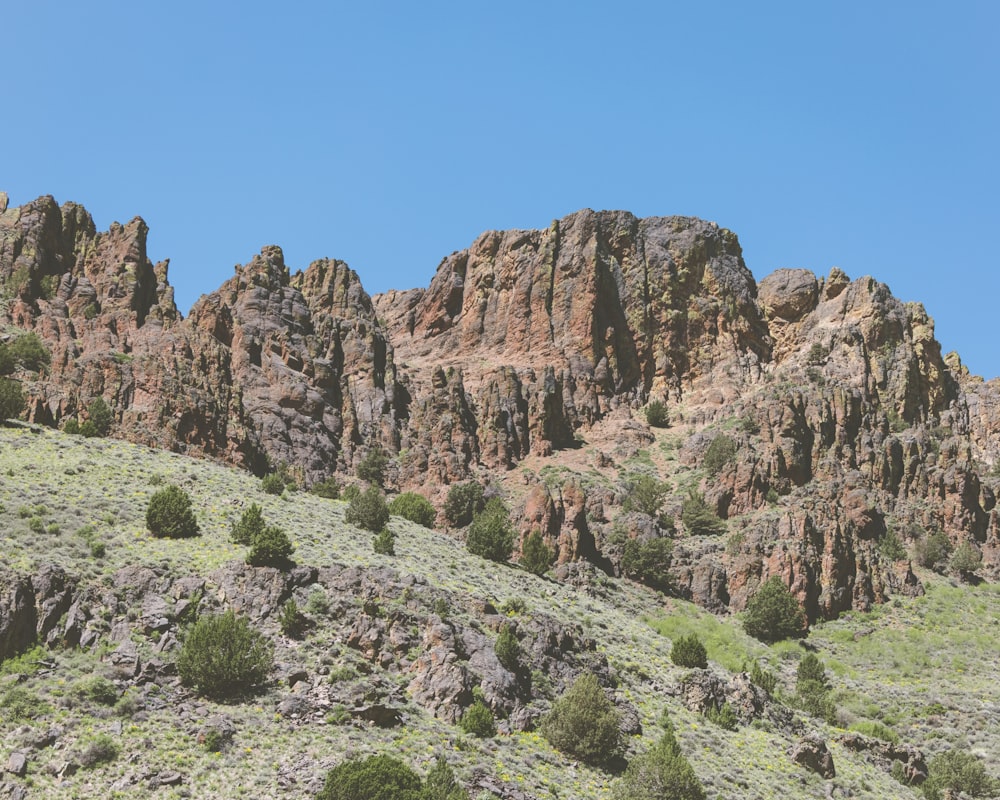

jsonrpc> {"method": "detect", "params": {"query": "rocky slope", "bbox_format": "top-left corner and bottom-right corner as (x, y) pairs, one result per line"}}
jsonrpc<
(3, 194), (999, 623)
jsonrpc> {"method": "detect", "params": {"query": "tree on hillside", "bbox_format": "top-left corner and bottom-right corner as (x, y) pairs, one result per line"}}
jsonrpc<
(540, 672), (622, 767)
(741, 576), (806, 643)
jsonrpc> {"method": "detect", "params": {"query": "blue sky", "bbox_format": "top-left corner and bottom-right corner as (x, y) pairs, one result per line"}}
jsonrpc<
(5, 2), (998, 377)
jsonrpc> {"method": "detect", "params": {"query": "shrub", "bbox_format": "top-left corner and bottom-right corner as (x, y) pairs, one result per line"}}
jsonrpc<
(0, 686), (49, 721)
(318, 755), (425, 800)
(74, 675), (119, 705)
(466, 498), (515, 563)
(796, 655), (836, 724)
(424, 756), (470, 800)
(388, 492), (436, 527)
(745, 659), (778, 697)
(623, 473), (669, 517)
(613, 728), (705, 800)
(703, 434), (737, 475)
(878, 529), (907, 561)
(495, 625), (520, 672)
(670, 634), (708, 669)
(741, 576), (806, 643)
(621, 537), (673, 592)
(247, 524), (295, 567)
(146, 485), (200, 538)
(8, 332), (50, 372)
(922, 749), (998, 800)
(0, 344), (12, 375)
(681, 490), (726, 536)
(346, 485), (390, 533)
(261, 473), (285, 495)
(848, 720), (899, 743)
(357, 447), (390, 487)
(520, 530), (554, 576)
(796, 653), (828, 689)
(915, 530), (952, 572)
(949, 541), (982, 575)
(341, 484), (361, 504)
(444, 482), (485, 527)
(310, 476), (340, 499)
(705, 701), (738, 730)
(0, 377), (25, 421)
(231, 503), (265, 545)
(540, 672), (622, 766)
(176, 610), (273, 699)
(278, 599), (307, 638)
(63, 418), (80, 435)
(79, 420), (99, 437)
(645, 400), (670, 428)
(459, 699), (496, 738)
(499, 597), (528, 616)
(86, 397), (113, 436)
(373, 528), (396, 555)
(78, 733), (119, 768)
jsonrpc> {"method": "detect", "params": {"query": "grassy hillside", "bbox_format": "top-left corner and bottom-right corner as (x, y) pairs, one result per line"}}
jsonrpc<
(0, 428), (996, 799)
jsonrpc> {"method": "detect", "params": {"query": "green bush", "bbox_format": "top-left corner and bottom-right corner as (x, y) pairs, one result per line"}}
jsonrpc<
(177, 610), (273, 700)
(318, 755), (425, 800)
(63, 417), (80, 435)
(681, 490), (726, 536)
(74, 675), (119, 705)
(146, 485), (200, 538)
(540, 672), (622, 767)
(346, 485), (390, 533)
(703, 434), (737, 475)
(424, 756), (470, 800)
(613, 728), (705, 800)
(261, 473), (285, 495)
(622, 474), (669, 517)
(621, 537), (673, 592)
(878, 529), (907, 561)
(466, 498), (515, 563)
(742, 576), (806, 643)
(0, 377), (25, 421)
(949, 541), (983, 575)
(79, 420), (99, 437)
(796, 653), (828, 689)
(310, 476), (340, 499)
(645, 400), (670, 428)
(745, 659), (778, 697)
(86, 397), (113, 436)
(231, 503), (265, 545)
(247, 524), (295, 567)
(705, 701), (738, 730)
(0, 686), (50, 722)
(373, 528), (396, 555)
(520, 529), (554, 576)
(915, 530), (952, 572)
(0, 344), (12, 375)
(922, 749), (998, 800)
(388, 492), (436, 527)
(444, 482), (485, 527)
(848, 720), (899, 743)
(357, 447), (390, 487)
(8, 332), (50, 372)
(495, 625), (520, 672)
(670, 634), (708, 669)
(78, 733), (119, 768)
(278, 599), (307, 638)
(459, 699), (496, 738)
(795, 654), (836, 723)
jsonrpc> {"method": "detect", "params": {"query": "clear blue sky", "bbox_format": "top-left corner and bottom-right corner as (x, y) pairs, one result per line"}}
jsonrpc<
(5, 2), (998, 377)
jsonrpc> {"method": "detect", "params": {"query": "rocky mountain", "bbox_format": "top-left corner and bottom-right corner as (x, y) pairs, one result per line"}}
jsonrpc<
(3, 194), (999, 625)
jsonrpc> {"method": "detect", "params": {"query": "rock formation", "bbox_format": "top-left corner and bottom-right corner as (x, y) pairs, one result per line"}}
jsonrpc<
(3, 193), (999, 622)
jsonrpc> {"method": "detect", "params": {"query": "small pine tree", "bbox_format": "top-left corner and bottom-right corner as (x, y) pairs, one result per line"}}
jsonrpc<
(261, 473), (285, 495)
(681, 490), (726, 536)
(310, 476), (340, 499)
(621, 537), (673, 592)
(424, 756), (470, 800)
(921, 749), (998, 800)
(317, 755), (425, 800)
(247, 524), (295, 567)
(495, 625), (520, 672)
(373, 528), (396, 555)
(86, 397), (113, 436)
(356, 447), (390, 487)
(346, 485), (390, 533)
(703, 434), (737, 475)
(949, 541), (982, 576)
(520, 530), (555, 576)
(459, 699), (496, 738)
(466, 498), (515, 563)
(645, 400), (670, 428)
(741, 576), (806, 643)
(444, 482), (485, 527)
(670, 634), (708, 669)
(540, 672), (622, 766)
(231, 503), (266, 545)
(146, 485), (200, 538)
(0, 378), (25, 422)
(176, 610), (273, 699)
(623, 474), (669, 517)
(8, 333), (50, 372)
(388, 492), (436, 527)
(613, 728), (706, 800)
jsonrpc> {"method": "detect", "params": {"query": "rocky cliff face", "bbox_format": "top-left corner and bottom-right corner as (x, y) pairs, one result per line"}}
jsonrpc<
(3, 194), (998, 621)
